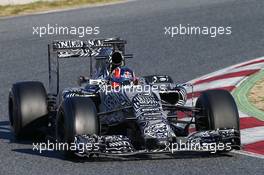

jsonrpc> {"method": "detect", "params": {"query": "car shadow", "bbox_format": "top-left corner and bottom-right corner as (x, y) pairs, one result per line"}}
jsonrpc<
(0, 120), (39, 145)
(0, 120), (15, 142)
(12, 148), (234, 163)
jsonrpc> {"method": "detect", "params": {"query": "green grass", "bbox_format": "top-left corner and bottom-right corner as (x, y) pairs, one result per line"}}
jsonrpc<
(232, 70), (264, 121)
(0, 0), (121, 17)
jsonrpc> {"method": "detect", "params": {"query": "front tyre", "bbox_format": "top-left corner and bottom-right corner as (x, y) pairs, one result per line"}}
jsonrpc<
(195, 90), (240, 149)
(56, 97), (99, 156)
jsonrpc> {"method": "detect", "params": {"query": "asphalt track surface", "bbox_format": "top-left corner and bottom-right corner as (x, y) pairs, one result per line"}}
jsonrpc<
(0, 0), (264, 174)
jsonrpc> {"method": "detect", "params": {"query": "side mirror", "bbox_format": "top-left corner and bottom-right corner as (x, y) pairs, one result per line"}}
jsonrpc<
(77, 76), (89, 86)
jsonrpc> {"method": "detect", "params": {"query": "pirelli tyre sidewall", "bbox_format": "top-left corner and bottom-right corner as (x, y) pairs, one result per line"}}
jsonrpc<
(8, 81), (48, 138)
(56, 96), (99, 146)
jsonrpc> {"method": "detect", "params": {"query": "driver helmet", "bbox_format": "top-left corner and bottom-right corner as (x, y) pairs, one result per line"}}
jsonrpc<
(110, 66), (135, 88)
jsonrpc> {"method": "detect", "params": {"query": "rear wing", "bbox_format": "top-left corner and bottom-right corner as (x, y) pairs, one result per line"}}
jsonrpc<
(48, 38), (133, 95)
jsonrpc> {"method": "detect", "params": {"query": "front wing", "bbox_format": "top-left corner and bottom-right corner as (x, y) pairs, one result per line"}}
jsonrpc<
(72, 129), (240, 157)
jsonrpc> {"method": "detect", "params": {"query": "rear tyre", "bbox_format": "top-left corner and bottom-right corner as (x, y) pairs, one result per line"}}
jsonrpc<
(195, 90), (240, 149)
(56, 97), (99, 157)
(8, 81), (48, 139)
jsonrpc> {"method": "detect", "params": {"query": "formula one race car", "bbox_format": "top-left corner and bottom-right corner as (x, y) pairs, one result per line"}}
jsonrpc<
(8, 38), (240, 157)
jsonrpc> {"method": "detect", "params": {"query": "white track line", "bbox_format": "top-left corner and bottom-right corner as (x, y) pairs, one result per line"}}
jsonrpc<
(186, 77), (242, 93)
(238, 111), (250, 118)
(241, 126), (264, 145)
(232, 150), (264, 159)
(188, 57), (264, 84)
